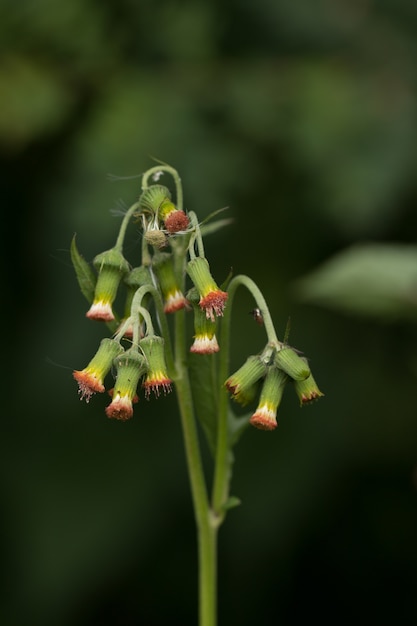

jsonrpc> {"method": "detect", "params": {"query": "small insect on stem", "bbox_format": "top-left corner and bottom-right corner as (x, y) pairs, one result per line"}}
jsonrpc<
(249, 308), (264, 326)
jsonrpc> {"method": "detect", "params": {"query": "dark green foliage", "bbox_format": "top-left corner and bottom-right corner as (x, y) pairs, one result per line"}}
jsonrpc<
(296, 244), (417, 321)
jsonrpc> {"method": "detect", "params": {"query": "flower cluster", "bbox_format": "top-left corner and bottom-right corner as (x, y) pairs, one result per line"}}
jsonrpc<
(225, 345), (323, 431)
(139, 184), (191, 248)
(72, 167), (229, 420)
(74, 334), (173, 420)
(72, 164), (322, 428)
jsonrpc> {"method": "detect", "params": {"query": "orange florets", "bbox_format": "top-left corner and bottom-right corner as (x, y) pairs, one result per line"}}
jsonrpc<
(164, 210), (190, 233)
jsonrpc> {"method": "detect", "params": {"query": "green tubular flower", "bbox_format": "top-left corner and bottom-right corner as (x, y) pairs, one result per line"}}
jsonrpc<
(73, 338), (125, 402)
(105, 350), (147, 421)
(274, 347), (311, 380)
(86, 248), (130, 322)
(188, 290), (219, 354)
(139, 184), (189, 234)
(249, 366), (288, 431)
(152, 253), (187, 313)
(293, 369), (324, 406)
(140, 335), (173, 398)
(139, 185), (172, 248)
(225, 355), (267, 406)
(139, 184), (171, 214)
(186, 257), (228, 322)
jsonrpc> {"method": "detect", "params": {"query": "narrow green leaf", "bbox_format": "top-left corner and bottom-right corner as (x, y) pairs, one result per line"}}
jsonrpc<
(188, 352), (219, 455)
(199, 207), (233, 237)
(189, 354), (252, 456)
(200, 217), (234, 238)
(221, 495), (241, 512)
(199, 206), (230, 226)
(228, 410), (251, 447)
(219, 411), (252, 500)
(70, 234), (97, 303)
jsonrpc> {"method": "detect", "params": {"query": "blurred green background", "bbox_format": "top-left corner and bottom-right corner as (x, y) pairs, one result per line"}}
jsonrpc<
(2, 0), (417, 624)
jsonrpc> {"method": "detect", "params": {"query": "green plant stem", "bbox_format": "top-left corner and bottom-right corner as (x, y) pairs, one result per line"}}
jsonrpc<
(166, 224), (217, 626)
(115, 202), (140, 251)
(231, 275), (279, 345)
(173, 307), (218, 626)
(212, 274), (280, 515)
(129, 285), (175, 375)
(141, 164), (219, 625)
(188, 210), (205, 259)
(141, 164), (184, 211)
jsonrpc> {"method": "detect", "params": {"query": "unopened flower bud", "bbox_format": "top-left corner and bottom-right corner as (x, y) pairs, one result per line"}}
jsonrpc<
(186, 257), (228, 322)
(86, 248), (130, 322)
(274, 347), (310, 380)
(153, 253), (187, 313)
(105, 350), (147, 421)
(73, 338), (124, 402)
(144, 228), (167, 249)
(249, 367), (287, 431)
(225, 355), (267, 406)
(140, 335), (172, 398)
(125, 265), (154, 290)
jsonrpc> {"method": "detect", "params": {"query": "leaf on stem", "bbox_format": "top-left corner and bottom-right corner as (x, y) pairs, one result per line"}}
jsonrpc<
(70, 234), (97, 303)
(294, 243), (417, 321)
(189, 352), (252, 456)
(221, 495), (241, 512)
(228, 409), (251, 447)
(189, 352), (219, 455)
(199, 207), (233, 238)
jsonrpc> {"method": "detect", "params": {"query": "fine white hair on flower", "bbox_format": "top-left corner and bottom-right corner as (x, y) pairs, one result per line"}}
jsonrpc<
(107, 172), (142, 182)
(109, 199), (130, 217)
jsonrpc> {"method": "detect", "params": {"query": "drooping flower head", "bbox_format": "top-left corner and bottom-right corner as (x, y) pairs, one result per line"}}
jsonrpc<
(159, 198), (190, 233)
(225, 355), (267, 406)
(73, 338), (124, 402)
(105, 349), (147, 421)
(139, 184), (171, 215)
(139, 335), (173, 399)
(293, 366), (324, 406)
(188, 289), (219, 354)
(139, 184), (170, 249)
(274, 347), (311, 381)
(249, 366), (288, 431)
(86, 247), (130, 322)
(152, 252), (188, 313)
(186, 257), (228, 322)
(139, 183), (189, 235)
